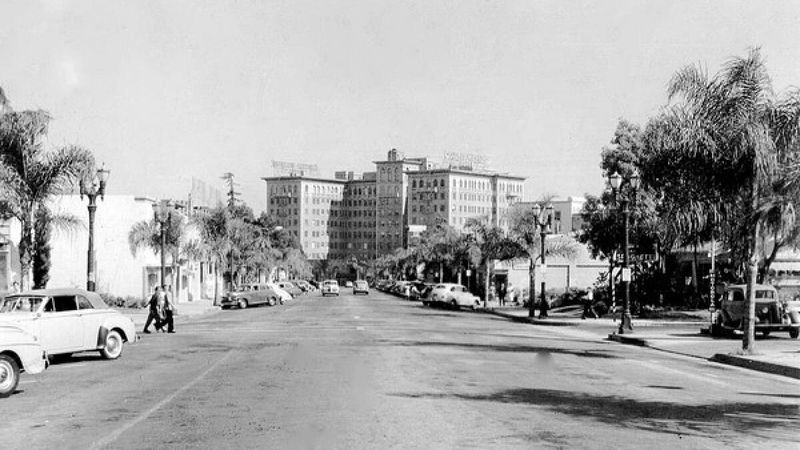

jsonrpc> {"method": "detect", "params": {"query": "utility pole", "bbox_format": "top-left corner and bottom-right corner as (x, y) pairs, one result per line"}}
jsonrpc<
(221, 172), (241, 208)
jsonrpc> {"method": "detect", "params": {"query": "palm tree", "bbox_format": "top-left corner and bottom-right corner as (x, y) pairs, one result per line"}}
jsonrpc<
(128, 211), (186, 297)
(508, 203), (581, 317)
(644, 48), (800, 352)
(0, 102), (93, 290)
(464, 217), (524, 307)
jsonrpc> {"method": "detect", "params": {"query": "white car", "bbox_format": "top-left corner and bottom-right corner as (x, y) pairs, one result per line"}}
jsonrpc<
(265, 283), (293, 303)
(429, 283), (481, 310)
(321, 280), (340, 297)
(0, 325), (48, 397)
(0, 288), (137, 360)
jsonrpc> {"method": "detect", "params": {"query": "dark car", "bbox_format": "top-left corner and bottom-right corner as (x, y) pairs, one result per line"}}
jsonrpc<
(221, 283), (283, 309)
(712, 284), (800, 338)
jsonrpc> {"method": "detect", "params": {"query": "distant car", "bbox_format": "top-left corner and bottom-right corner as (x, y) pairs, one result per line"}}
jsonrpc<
(265, 283), (293, 303)
(345, 281), (354, 288)
(353, 280), (369, 295)
(411, 282), (435, 304)
(220, 283), (283, 309)
(429, 283), (481, 310)
(713, 284), (800, 338)
(0, 325), (48, 398)
(293, 280), (315, 292)
(0, 288), (137, 360)
(276, 281), (304, 297)
(391, 281), (412, 298)
(321, 280), (340, 297)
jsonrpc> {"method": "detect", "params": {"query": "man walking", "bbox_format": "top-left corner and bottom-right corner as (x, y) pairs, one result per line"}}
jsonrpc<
(143, 286), (163, 333)
(161, 285), (176, 334)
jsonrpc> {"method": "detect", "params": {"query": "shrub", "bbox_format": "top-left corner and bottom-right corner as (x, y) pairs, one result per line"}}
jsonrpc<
(98, 292), (146, 309)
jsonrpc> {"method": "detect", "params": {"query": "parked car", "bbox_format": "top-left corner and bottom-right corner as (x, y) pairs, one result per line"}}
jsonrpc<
(0, 288), (137, 360)
(429, 283), (481, 310)
(353, 280), (369, 295)
(265, 283), (293, 303)
(713, 284), (800, 338)
(321, 280), (340, 297)
(293, 280), (315, 292)
(391, 281), (412, 298)
(220, 283), (283, 309)
(0, 325), (48, 397)
(276, 281), (304, 297)
(411, 282), (435, 304)
(345, 281), (354, 288)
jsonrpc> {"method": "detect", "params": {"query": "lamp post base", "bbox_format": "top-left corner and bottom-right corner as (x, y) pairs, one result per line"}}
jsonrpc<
(618, 313), (633, 334)
(87, 281), (96, 292)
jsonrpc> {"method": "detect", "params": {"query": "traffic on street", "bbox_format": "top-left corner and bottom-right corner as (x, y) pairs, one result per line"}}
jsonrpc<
(2, 290), (798, 449)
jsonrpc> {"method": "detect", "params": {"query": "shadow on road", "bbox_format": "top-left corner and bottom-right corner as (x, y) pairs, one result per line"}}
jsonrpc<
(378, 340), (619, 359)
(47, 353), (106, 366)
(390, 388), (800, 438)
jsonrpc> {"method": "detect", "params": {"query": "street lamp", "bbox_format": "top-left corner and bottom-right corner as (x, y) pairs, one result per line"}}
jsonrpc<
(152, 200), (173, 288)
(530, 203), (553, 319)
(608, 171), (640, 334)
(79, 164), (110, 292)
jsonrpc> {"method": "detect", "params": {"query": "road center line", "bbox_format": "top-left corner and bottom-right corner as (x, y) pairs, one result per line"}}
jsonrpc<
(89, 344), (238, 450)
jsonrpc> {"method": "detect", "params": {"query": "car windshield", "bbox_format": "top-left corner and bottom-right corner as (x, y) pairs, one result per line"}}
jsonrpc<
(756, 290), (776, 299)
(324, 281), (337, 286)
(0, 296), (45, 313)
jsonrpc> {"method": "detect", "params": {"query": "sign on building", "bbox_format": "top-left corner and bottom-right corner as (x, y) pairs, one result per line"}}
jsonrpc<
(442, 152), (489, 171)
(271, 160), (320, 177)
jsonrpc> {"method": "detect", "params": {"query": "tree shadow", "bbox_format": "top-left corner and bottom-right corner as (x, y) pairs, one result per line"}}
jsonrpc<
(389, 388), (800, 439)
(378, 340), (619, 359)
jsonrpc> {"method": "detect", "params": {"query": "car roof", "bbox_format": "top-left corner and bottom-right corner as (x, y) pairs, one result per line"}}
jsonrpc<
(7, 288), (108, 309)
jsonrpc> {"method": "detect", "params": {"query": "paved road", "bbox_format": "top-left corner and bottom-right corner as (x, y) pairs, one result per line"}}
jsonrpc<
(3, 292), (799, 449)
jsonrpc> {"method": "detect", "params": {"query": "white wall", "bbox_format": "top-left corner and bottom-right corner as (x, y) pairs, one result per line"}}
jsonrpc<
(48, 195), (160, 299)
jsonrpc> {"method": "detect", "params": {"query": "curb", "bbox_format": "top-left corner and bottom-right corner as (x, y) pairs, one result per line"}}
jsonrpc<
(710, 353), (800, 380)
(486, 309), (577, 326)
(607, 332), (800, 380)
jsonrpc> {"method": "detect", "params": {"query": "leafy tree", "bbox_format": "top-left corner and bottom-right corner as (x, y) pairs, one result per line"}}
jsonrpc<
(464, 217), (525, 306)
(641, 48), (800, 353)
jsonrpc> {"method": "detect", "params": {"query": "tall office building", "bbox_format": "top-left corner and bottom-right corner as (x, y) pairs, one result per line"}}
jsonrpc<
(264, 149), (526, 261)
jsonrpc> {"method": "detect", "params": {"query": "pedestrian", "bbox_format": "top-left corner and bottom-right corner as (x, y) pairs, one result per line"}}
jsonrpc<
(582, 287), (597, 320)
(161, 285), (176, 334)
(143, 286), (164, 333)
(499, 282), (507, 307)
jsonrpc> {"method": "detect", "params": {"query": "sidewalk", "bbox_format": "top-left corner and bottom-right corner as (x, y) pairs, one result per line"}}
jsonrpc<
(485, 306), (800, 380)
(118, 299), (220, 328)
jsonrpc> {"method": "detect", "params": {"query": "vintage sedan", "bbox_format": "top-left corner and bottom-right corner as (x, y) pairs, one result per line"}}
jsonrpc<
(275, 281), (304, 297)
(321, 280), (340, 297)
(353, 280), (369, 295)
(713, 284), (800, 338)
(0, 325), (48, 397)
(429, 283), (482, 310)
(221, 283), (284, 309)
(0, 288), (137, 360)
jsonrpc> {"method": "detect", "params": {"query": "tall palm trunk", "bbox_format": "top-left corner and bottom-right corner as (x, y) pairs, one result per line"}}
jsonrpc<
(18, 209), (35, 291)
(528, 255), (537, 318)
(742, 180), (760, 353)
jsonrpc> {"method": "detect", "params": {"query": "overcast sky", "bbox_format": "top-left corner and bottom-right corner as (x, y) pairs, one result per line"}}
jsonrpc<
(2, 0), (799, 210)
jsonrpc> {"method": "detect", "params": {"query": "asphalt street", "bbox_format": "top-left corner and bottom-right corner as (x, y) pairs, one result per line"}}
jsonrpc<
(2, 291), (799, 449)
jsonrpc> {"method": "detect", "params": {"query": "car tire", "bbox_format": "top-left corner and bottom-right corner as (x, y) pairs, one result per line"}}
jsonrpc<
(761, 330), (770, 337)
(0, 354), (20, 398)
(100, 329), (124, 360)
(238, 299), (248, 309)
(422, 301), (429, 307)
(450, 299), (458, 310)
(268, 297), (276, 306)
(790, 328), (799, 339)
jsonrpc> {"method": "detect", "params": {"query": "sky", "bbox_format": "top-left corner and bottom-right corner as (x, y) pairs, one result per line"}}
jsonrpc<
(2, 0), (800, 210)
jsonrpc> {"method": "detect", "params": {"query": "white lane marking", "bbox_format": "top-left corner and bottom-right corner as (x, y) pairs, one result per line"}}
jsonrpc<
(89, 343), (238, 449)
(354, 316), (360, 319)
(356, 326), (365, 331)
(19, 379), (38, 384)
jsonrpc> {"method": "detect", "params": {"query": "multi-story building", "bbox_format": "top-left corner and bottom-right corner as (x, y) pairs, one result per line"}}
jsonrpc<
(263, 175), (345, 260)
(374, 149), (430, 255)
(337, 171), (377, 261)
(263, 149), (526, 261)
(515, 196), (586, 235)
(407, 168), (525, 232)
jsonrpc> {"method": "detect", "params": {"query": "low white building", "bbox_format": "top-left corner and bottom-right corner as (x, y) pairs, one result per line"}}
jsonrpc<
(0, 194), (218, 303)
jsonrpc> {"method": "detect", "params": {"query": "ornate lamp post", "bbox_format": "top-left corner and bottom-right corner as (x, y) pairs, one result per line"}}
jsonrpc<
(531, 203), (553, 318)
(609, 172), (640, 334)
(79, 164), (110, 292)
(152, 200), (173, 288)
